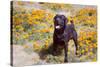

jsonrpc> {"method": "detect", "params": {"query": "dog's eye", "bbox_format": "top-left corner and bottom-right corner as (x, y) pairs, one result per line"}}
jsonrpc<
(56, 18), (60, 21)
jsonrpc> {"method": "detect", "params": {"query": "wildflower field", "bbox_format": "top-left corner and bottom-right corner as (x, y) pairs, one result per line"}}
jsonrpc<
(11, 1), (97, 66)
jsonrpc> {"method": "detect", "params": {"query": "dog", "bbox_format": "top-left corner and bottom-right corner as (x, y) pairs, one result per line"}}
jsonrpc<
(53, 14), (78, 62)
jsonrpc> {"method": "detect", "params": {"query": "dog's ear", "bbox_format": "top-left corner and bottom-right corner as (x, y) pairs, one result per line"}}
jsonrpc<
(61, 15), (68, 24)
(54, 14), (59, 20)
(53, 15), (56, 24)
(53, 14), (59, 24)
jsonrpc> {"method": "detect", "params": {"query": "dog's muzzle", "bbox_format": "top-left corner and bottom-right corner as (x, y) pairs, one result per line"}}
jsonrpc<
(55, 25), (60, 29)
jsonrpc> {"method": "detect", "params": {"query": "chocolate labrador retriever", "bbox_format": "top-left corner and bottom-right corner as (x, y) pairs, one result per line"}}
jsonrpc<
(53, 14), (78, 62)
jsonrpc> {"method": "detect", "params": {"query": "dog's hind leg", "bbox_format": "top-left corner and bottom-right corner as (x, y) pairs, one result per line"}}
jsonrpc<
(72, 31), (78, 55)
(73, 38), (78, 55)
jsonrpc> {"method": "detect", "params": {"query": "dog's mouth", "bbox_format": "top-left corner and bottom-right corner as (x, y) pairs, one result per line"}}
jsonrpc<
(55, 25), (61, 29)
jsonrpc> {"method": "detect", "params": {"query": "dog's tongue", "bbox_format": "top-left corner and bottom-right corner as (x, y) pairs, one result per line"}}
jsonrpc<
(56, 25), (60, 29)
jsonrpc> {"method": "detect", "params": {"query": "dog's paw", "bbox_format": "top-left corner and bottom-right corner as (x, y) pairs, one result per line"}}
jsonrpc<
(64, 59), (68, 62)
(75, 51), (82, 57)
(52, 52), (57, 56)
(75, 50), (78, 55)
(75, 51), (80, 56)
(76, 52), (78, 55)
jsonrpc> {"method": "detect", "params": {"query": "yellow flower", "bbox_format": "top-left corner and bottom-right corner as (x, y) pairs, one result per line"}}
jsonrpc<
(44, 39), (49, 49)
(19, 26), (24, 31)
(41, 23), (47, 27)
(16, 32), (20, 36)
(79, 37), (83, 41)
(86, 40), (91, 44)
(85, 47), (88, 52)
(80, 57), (83, 61)
(16, 37), (19, 40)
(79, 43), (83, 47)
(44, 43), (49, 49)
(89, 45), (93, 49)
(22, 34), (29, 39)
(34, 29), (40, 33)
(81, 49), (85, 53)
(49, 28), (53, 32)
(28, 18), (33, 25)
(23, 45), (29, 48)
(89, 52), (93, 56)
(33, 42), (40, 50)
(41, 29), (49, 33)
(92, 58), (97, 62)
(34, 22), (39, 25)
(93, 44), (97, 48)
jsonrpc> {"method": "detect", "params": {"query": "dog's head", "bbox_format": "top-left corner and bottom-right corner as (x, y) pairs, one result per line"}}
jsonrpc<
(54, 14), (68, 30)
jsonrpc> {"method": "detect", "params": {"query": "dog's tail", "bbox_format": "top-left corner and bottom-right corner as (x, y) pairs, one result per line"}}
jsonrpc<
(70, 19), (75, 27)
(70, 20), (74, 24)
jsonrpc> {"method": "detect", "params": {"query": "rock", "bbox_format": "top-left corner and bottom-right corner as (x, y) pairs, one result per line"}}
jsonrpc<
(12, 45), (40, 67)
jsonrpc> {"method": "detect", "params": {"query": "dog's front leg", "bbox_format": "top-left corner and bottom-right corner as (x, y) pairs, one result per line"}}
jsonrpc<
(64, 42), (68, 62)
(52, 43), (58, 56)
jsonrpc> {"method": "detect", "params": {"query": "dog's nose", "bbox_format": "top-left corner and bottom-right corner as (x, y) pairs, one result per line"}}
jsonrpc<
(55, 25), (60, 29)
